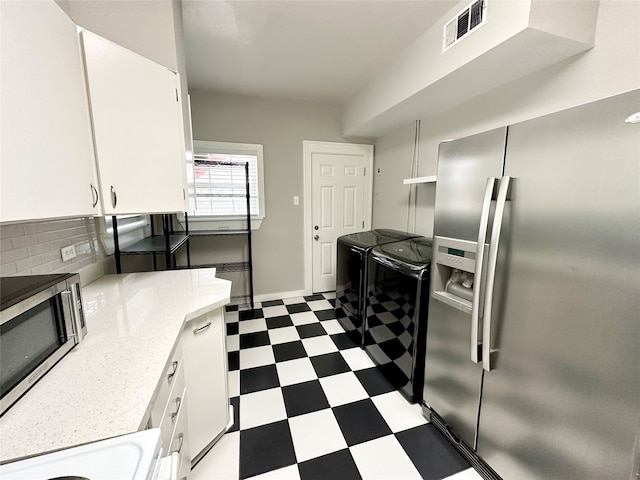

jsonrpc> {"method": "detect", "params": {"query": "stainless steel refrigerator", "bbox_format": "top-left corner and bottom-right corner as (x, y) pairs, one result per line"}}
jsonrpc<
(422, 89), (640, 480)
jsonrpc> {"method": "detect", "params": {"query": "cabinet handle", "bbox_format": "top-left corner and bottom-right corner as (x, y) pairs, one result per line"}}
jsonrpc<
(171, 396), (182, 421)
(193, 321), (212, 334)
(167, 360), (179, 382)
(172, 433), (184, 455)
(110, 186), (117, 208)
(90, 183), (99, 208)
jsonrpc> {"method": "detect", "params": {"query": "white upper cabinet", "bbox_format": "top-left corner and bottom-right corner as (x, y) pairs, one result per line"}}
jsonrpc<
(81, 31), (186, 215)
(0, 1), (100, 223)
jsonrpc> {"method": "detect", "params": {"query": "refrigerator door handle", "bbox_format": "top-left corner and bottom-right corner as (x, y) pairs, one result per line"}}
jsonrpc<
(471, 177), (497, 363)
(482, 176), (512, 372)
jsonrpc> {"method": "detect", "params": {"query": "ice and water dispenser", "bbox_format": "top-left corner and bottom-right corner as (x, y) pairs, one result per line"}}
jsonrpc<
(431, 236), (488, 314)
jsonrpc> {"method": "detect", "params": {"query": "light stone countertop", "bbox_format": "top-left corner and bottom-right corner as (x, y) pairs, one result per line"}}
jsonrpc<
(0, 268), (231, 463)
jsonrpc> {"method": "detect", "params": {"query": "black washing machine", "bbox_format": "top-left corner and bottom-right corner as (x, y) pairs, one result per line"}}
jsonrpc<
(364, 236), (433, 403)
(335, 229), (420, 347)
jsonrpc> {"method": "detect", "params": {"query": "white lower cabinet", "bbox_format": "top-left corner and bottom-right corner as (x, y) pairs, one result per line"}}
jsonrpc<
(181, 308), (230, 464)
(148, 306), (229, 477)
(148, 344), (191, 479)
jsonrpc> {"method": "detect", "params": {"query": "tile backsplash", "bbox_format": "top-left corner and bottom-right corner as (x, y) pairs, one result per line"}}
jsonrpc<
(0, 217), (110, 285)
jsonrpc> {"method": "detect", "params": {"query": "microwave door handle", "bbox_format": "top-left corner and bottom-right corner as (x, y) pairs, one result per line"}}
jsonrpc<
(70, 284), (85, 341)
(61, 290), (79, 341)
(482, 176), (512, 372)
(471, 177), (497, 363)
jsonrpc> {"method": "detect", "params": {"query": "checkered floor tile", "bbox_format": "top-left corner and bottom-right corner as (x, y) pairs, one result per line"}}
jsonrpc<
(190, 293), (478, 480)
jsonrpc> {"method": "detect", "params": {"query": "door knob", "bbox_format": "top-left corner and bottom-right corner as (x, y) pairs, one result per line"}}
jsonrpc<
(314, 226), (319, 230)
(314, 235), (319, 241)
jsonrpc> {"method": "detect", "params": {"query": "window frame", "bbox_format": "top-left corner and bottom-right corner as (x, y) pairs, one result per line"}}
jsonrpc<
(186, 140), (266, 231)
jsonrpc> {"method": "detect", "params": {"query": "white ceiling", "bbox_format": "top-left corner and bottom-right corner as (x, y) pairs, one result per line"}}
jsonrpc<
(182, 0), (458, 104)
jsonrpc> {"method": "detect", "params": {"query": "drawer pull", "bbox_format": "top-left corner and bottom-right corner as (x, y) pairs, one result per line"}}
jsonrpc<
(171, 396), (182, 421)
(167, 361), (179, 382)
(172, 433), (184, 455)
(193, 321), (212, 334)
(110, 186), (117, 208)
(90, 183), (99, 208)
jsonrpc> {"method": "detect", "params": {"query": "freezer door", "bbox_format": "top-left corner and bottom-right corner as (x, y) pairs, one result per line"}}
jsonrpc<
(434, 127), (507, 241)
(478, 90), (640, 479)
(423, 298), (484, 448)
(423, 127), (506, 448)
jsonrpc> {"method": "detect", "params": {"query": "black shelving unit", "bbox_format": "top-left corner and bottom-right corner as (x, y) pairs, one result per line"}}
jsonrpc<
(185, 161), (254, 309)
(113, 213), (191, 273)
(111, 161), (254, 309)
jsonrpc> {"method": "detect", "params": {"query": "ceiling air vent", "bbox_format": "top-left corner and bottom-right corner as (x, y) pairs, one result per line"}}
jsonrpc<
(443, 0), (486, 51)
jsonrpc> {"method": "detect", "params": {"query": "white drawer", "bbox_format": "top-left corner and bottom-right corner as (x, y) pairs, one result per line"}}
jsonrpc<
(150, 342), (183, 429)
(182, 310), (222, 351)
(157, 363), (186, 452)
(168, 388), (190, 479)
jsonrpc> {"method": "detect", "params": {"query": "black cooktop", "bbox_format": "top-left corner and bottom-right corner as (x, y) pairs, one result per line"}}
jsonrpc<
(0, 274), (74, 311)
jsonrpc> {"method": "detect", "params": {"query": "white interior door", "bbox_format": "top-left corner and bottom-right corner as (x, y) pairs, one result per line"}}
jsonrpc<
(305, 142), (373, 293)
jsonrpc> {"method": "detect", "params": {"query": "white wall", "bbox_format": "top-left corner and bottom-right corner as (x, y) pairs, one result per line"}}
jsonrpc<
(343, 0), (600, 137)
(372, 124), (417, 232)
(372, 0), (640, 236)
(187, 91), (367, 298)
(56, 0), (179, 71)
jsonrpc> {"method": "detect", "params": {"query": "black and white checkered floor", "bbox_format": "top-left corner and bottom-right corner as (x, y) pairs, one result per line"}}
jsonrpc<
(190, 293), (481, 480)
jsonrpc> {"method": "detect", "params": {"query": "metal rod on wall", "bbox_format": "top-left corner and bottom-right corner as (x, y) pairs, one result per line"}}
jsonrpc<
(245, 162), (255, 310)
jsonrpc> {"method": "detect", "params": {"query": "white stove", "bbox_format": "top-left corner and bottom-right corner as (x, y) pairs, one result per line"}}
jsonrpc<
(0, 429), (177, 480)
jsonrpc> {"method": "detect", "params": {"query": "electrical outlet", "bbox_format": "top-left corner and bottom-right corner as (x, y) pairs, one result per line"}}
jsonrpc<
(61, 245), (76, 262)
(376, 167), (383, 176)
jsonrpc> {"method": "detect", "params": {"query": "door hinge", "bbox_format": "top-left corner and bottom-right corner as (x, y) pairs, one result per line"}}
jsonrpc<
(362, 221), (364, 228)
(364, 167), (366, 176)
(175, 89), (178, 101)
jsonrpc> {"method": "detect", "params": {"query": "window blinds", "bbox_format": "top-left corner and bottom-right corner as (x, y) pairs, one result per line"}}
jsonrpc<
(193, 153), (259, 217)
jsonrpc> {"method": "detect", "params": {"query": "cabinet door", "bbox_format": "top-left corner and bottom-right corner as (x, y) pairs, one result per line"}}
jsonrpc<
(81, 31), (185, 215)
(1, 1), (99, 223)
(182, 309), (229, 460)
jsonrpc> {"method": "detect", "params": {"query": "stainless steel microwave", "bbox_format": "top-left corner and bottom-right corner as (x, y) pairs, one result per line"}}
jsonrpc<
(0, 273), (87, 415)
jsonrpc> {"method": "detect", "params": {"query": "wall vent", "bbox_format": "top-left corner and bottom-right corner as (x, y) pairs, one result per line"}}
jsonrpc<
(443, 0), (486, 51)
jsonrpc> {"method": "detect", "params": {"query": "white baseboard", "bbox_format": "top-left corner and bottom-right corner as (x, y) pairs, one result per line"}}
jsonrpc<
(253, 289), (306, 303)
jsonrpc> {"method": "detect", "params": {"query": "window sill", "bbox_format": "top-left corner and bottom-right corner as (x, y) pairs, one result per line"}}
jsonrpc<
(177, 214), (263, 232)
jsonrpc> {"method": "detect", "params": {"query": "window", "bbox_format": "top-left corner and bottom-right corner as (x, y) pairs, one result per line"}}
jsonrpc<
(194, 153), (258, 217)
(188, 141), (265, 229)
